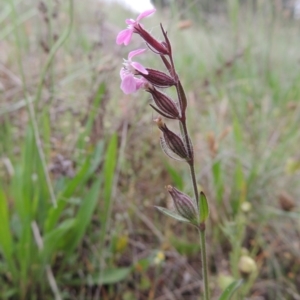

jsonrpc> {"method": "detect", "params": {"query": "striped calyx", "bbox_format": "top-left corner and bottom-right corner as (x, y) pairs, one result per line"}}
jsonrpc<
(140, 68), (175, 88)
(147, 87), (180, 119)
(133, 23), (170, 55)
(167, 185), (198, 223)
(154, 118), (190, 161)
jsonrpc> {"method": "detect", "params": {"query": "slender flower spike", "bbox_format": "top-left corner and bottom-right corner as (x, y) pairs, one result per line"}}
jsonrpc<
(116, 9), (156, 46)
(167, 185), (198, 224)
(120, 49), (149, 94)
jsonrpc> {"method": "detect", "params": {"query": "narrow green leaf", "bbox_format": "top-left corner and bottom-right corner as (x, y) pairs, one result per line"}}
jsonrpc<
(155, 206), (190, 223)
(218, 279), (244, 300)
(87, 83), (106, 130)
(0, 189), (15, 271)
(103, 133), (117, 202)
(98, 133), (118, 248)
(87, 140), (105, 177)
(212, 160), (223, 204)
(89, 267), (132, 285)
(43, 218), (76, 260)
(77, 83), (106, 150)
(45, 158), (91, 232)
(199, 191), (209, 222)
(65, 176), (102, 253)
(16, 223), (33, 282)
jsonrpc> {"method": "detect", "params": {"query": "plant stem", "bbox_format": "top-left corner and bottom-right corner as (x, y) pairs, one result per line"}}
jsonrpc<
(189, 162), (199, 203)
(180, 120), (210, 299)
(199, 227), (210, 300)
(170, 49), (210, 300)
(180, 120), (199, 203)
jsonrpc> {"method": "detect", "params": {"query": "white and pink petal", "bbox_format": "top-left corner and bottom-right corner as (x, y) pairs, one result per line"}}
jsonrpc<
(131, 61), (148, 75)
(136, 9), (156, 21)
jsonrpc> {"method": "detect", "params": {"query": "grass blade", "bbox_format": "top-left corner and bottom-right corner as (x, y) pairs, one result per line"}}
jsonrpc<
(0, 188), (16, 275)
(218, 279), (244, 300)
(65, 176), (102, 254)
(45, 158), (91, 232)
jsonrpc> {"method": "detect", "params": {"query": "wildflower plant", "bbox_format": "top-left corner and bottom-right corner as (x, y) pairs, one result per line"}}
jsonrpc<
(116, 8), (210, 299)
(116, 9), (243, 300)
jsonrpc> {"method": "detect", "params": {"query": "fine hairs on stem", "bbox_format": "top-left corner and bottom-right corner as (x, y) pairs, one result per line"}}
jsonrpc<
(116, 9), (210, 299)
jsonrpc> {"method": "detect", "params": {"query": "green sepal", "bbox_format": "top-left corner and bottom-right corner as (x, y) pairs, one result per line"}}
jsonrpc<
(155, 206), (190, 223)
(199, 191), (209, 223)
(218, 279), (244, 300)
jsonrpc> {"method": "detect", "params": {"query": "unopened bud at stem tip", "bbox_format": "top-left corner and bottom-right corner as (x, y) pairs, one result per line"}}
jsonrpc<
(154, 117), (164, 129)
(166, 185), (173, 192)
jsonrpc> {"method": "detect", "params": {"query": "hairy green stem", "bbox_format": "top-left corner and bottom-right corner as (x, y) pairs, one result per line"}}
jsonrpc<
(199, 227), (209, 300)
(180, 119), (199, 204)
(179, 108), (210, 300)
(189, 163), (199, 204)
(169, 50), (210, 300)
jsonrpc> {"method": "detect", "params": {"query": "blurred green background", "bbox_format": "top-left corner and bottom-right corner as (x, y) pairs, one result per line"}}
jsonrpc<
(0, 0), (300, 299)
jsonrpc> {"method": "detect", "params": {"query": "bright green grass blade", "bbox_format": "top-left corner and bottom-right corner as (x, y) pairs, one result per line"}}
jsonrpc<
(43, 218), (76, 260)
(41, 110), (51, 158)
(16, 221), (33, 286)
(218, 279), (244, 300)
(86, 140), (105, 177)
(212, 159), (224, 204)
(13, 128), (35, 222)
(45, 140), (104, 232)
(0, 189), (16, 275)
(99, 133), (118, 243)
(64, 176), (102, 254)
(103, 133), (118, 212)
(45, 158), (91, 232)
(45, 139), (105, 236)
(76, 83), (106, 150)
(0, 190), (12, 256)
(90, 267), (132, 285)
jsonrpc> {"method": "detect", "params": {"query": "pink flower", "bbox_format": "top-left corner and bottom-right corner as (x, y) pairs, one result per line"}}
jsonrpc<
(120, 70), (147, 94)
(116, 9), (156, 46)
(120, 49), (148, 94)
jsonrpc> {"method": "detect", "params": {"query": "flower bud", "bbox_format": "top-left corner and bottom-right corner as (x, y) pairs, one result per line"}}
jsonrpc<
(238, 255), (257, 278)
(133, 23), (170, 55)
(154, 118), (190, 161)
(167, 185), (198, 223)
(147, 87), (180, 119)
(139, 68), (176, 88)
